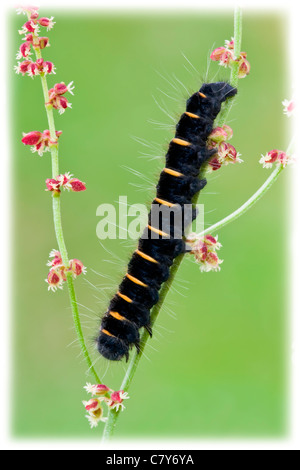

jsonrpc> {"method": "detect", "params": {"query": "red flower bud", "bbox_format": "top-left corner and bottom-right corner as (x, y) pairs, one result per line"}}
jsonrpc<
(25, 33), (33, 43)
(21, 131), (42, 146)
(208, 156), (222, 172)
(17, 41), (31, 59)
(38, 37), (49, 49)
(210, 47), (227, 61)
(238, 57), (251, 78)
(45, 178), (61, 192)
(69, 259), (87, 277)
(14, 60), (32, 75)
(23, 20), (36, 32)
(68, 178), (86, 192)
(46, 268), (65, 292)
(38, 17), (55, 30)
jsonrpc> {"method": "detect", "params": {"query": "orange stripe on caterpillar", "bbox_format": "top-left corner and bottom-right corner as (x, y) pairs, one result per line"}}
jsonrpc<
(199, 92), (207, 98)
(117, 291), (133, 303)
(147, 224), (170, 238)
(171, 138), (191, 147)
(135, 249), (159, 264)
(185, 111), (200, 119)
(163, 167), (184, 177)
(101, 329), (115, 337)
(126, 273), (148, 287)
(154, 197), (176, 207)
(109, 311), (126, 321)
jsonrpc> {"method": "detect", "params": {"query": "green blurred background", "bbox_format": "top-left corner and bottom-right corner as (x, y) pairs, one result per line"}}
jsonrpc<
(11, 10), (290, 439)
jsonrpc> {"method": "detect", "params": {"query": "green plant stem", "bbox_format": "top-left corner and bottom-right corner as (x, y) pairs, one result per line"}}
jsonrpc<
(31, 36), (101, 384)
(216, 6), (242, 127)
(101, 6), (244, 443)
(201, 164), (283, 236)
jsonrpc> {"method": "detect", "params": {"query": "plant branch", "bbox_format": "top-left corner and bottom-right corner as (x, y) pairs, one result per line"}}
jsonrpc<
(30, 25), (101, 385)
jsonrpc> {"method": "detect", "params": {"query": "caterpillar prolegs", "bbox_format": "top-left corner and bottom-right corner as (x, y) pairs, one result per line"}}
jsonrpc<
(97, 82), (237, 361)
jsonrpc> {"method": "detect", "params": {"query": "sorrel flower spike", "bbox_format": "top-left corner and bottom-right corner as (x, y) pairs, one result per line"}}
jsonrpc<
(186, 233), (223, 272)
(259, 149), (292, 169)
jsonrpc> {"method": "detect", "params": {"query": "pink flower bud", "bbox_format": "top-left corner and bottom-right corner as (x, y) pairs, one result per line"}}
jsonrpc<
(47, 82), (74, 112)
(69, 259), (87, 277)
(68, 178), (86, 192)
(204, 235), (221, 248)
(38, 37), (49, 49)
(42, 129), (62, 146)
(208, 156), (222, 172)
(205, 252), (221, 270)
(27, 62), (38, 77)
(25, 33), (33, 43)
(210, 47), (227, 61)
(43, 61), (55, 74)
(82, 399), (107, 428)
(219, 49), (234, 67)
(46, 268), (65, 292)
(47, 250), (63, 267)
(55, 174), (68, 186)
(238, 56), (251, 78)
(83, 399), (101, 412)
(106, 391), (130, 412)
(30, 11), (39, 20)
(23, 20), (36, 32)
(17, 41), (31, 59)
(54, 81), (75, 96)
(38, 16), (55, 30)
(54, 82), (69, 95)
(21, 129), (62, 156)
(84, 383), (111, 397)
(21, 131), (42, 146)
(218, 142), (243, 165)
(186, 233), (223, 272)
(14, 60), (32, 75)
(51, 95), (72, 114)
(45, 178), (60, 192)
(225, 37), (234, 49)
(222, 125), (233, 140)
(259, 149), (292, 169)
(218, 142), (236, 159)
(208, 127), (228, 146)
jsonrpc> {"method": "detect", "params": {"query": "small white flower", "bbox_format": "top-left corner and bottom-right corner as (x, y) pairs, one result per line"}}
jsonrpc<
(86, 414), (107, 428)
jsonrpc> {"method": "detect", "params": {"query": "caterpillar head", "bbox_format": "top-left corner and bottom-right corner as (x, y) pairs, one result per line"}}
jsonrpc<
(201, 82), (237, 102)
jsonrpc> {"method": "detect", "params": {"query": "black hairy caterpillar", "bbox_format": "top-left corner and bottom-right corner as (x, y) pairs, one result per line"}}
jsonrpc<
(97, 82), (237, 361)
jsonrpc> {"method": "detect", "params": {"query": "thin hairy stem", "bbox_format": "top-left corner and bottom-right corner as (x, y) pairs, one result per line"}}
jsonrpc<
(30, 25), (101, 385)
(215, 6), (242, 127)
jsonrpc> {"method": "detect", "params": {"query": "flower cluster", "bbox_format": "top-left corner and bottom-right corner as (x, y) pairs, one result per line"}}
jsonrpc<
(47, 82), (75, 114)
(186, 233), (223, 272)
(16, 5), (53, 60)
(15, 8), (73, 115)
(15, 57), (55, 77)
(210, 38), (250, 78)
(186, 234), (223, 272)
(46, 250), (87, 292)
(206, 125), (243, 172)
(21, 129), (62, 156)
(83, 383), (130, 428)
(46, 172), (86, 193)
(259, 149), (292, 169)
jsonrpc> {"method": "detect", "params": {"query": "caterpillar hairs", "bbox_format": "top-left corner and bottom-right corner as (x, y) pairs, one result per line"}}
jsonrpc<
(97, 82), (237, 361)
